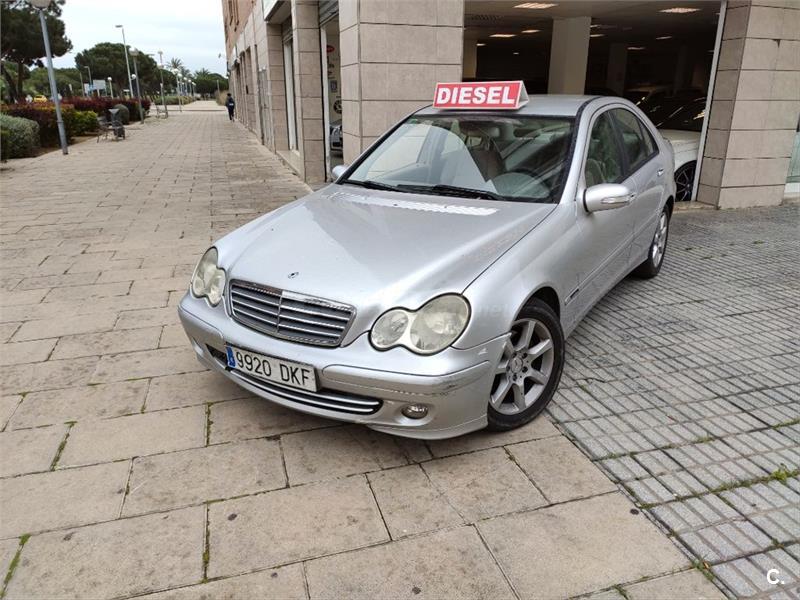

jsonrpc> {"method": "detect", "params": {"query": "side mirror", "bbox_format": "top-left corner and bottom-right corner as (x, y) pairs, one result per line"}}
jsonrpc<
(583, 183), (632, 213)
(331, 164), (348, 180)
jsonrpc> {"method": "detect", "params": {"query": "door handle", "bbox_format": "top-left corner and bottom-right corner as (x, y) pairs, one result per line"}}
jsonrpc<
(657, 168), (664, 177)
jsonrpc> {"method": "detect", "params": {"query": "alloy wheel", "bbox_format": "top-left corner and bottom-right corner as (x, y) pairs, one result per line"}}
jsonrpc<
(490, 318), (555, 415)
(651, 212), (668, 266)
(675, 164), (695, 202)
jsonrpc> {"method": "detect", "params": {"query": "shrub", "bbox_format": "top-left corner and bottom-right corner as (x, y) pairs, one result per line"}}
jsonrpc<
(1, 103), (74, 146)
(162, 95), (194, 105)
(0, 113), (40, 158)
(72, 110), (98, 135)
(113, 103), (130, 124)
(62, 97), (150, 119)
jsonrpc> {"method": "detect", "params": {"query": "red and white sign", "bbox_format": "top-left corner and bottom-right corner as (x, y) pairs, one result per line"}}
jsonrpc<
(433, 81), (528, 110)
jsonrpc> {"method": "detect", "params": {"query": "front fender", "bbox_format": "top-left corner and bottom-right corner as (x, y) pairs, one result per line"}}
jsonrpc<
(454, 204), (575, 349)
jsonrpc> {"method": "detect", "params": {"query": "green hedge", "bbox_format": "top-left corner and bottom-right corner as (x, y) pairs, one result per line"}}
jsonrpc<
(162, 95), (194, 105)
(72, 110), (98, 135)
(0, 113), (40, 159)
(1, 104), (75, 146)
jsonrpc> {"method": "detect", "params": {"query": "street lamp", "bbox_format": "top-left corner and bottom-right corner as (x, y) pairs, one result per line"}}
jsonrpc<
(129, 47), (145, 125)
(157, 50), (168, 117)
(115, 24), (134, 100)
(107, 76), (113, 97)
(28, 0), (67, 154)
(173, 69), (183, 112)
(84, 65), (93, 97)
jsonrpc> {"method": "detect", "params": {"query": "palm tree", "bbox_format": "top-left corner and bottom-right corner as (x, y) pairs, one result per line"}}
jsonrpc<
(168, 57), (183, 72)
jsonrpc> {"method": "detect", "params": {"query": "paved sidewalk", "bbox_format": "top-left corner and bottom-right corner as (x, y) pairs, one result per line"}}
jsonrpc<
(549, 205), (800, 599)
(0, 108), (778, 599)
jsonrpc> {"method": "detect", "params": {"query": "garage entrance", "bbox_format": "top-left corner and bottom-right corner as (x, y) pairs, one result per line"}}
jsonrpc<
(463, 0), (723, 201)
(319, 1), (343, 181)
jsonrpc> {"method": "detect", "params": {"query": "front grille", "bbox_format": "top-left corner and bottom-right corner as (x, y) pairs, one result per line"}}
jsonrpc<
(229, 280), (354, 347)
(231, 369), (382, 415)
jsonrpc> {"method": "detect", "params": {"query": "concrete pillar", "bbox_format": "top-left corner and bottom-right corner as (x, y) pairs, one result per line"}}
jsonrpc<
(548, 16), (591, 94)
(605, 43), (627, 95)
(291, 0), (326, 184)
(697, 0), (800, 209)
(264, 23), (288, 152)
(339, 0), (464, 165)
(463, 33), (478, 79)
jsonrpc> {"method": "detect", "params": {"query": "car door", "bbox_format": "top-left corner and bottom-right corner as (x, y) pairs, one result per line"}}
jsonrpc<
(610, 108), (665, 264)
(569, 109), (636, 321)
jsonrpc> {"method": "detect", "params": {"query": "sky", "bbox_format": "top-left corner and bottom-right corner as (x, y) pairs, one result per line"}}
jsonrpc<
(53, 0), (227, 74)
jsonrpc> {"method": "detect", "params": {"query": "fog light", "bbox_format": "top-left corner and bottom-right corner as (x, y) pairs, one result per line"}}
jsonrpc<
(402, 404), (428, 419)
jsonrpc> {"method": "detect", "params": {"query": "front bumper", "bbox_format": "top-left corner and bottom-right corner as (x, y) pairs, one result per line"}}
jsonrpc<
(178, 294), (506, 439)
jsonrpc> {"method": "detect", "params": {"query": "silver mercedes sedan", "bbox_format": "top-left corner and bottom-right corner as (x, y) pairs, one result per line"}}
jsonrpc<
(179, 94), (675, 439)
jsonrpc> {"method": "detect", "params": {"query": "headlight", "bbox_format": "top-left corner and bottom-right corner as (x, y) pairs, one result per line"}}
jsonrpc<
(370, 294), (470, 355)
(190, 247), (226, 306)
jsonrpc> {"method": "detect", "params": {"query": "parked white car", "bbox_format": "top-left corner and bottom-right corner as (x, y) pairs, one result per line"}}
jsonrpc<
(654, 96), (706, 202)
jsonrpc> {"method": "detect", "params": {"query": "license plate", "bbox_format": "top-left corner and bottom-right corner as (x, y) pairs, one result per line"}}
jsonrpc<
(225, 345), (318, 392)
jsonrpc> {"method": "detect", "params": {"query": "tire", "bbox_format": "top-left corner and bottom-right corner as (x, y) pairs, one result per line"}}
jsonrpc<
(674, 161), (695, 202)
(632, 207), (670, 279)
(487, 299), (565, 431)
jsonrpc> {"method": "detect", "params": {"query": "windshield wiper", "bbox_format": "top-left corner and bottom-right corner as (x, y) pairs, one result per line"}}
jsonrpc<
(397, 183), (505, 202)
(342, 179), (404, 193)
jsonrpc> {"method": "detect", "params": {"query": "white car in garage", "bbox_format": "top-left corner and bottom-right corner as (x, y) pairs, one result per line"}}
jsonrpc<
(651, 96), (706, 202)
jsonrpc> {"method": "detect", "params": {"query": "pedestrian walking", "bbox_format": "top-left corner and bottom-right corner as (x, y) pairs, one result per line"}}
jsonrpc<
(225, 93), (235, 121)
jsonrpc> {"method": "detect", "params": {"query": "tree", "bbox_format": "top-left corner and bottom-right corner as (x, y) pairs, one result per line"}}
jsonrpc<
(1, 0), (72, 103)
(27, 66), (81, 97)
(193, 69), (227, 95)
(75, 42), (159, 96)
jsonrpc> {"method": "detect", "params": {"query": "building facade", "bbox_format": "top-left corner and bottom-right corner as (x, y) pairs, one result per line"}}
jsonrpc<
(223, 0), (800, 207)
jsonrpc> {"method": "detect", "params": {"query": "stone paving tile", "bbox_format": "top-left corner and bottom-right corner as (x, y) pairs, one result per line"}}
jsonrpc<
(0, 339), (56, 366)
(146, 371), (252, 411)
(282, 425), (408, 485)
(623, 569), (726, 599)
(305, 526), (515, 599)
(11, 312), (118, 342)
(0, 424), (67, 477)
(0, 462), (129, 538)
(0, 356), (97, 395)
(7, 380), (148, 429)
(91, 347), (204, 383)
(158, 324), (188, 348)
(58, 406), (206, 467)
(50, 327), (162, 360)
(0, 537), (20, 583)
(508, 436), (616, 504)
(479, 493), (687, 599)
(208, 476), (388, 578)
(122, 438), (286, 516)
(5, 506), (204, 600)
(209, 397), (333, 443)
(422, 447), (546, 522)
(426, 415), (559, 458)
(367, 464), (464, 539)
(135, 564), (307, 599)
(0, 395), (21, 430)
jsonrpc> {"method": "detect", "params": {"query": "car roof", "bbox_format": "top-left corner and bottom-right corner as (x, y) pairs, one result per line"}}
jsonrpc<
(415, 94), (597, 118)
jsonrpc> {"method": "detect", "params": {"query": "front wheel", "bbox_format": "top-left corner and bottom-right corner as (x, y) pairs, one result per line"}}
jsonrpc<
(487, 299), (565, 431)
(632, 208), (670, 278)
(674, 162), (695, 202)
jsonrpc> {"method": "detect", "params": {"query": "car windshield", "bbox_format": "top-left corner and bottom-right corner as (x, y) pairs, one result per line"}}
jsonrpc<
(657, 99), (706, 132)
(343, 114), (575, 203)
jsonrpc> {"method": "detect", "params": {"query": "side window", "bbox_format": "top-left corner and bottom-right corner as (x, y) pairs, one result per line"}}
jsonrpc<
(612, 108), (653, 170)
(585, 112), (624, 187)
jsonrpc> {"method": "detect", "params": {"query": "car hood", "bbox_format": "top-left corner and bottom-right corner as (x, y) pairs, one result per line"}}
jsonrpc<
(659, 129), (701, 152)
(218, 184), (556, 342)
